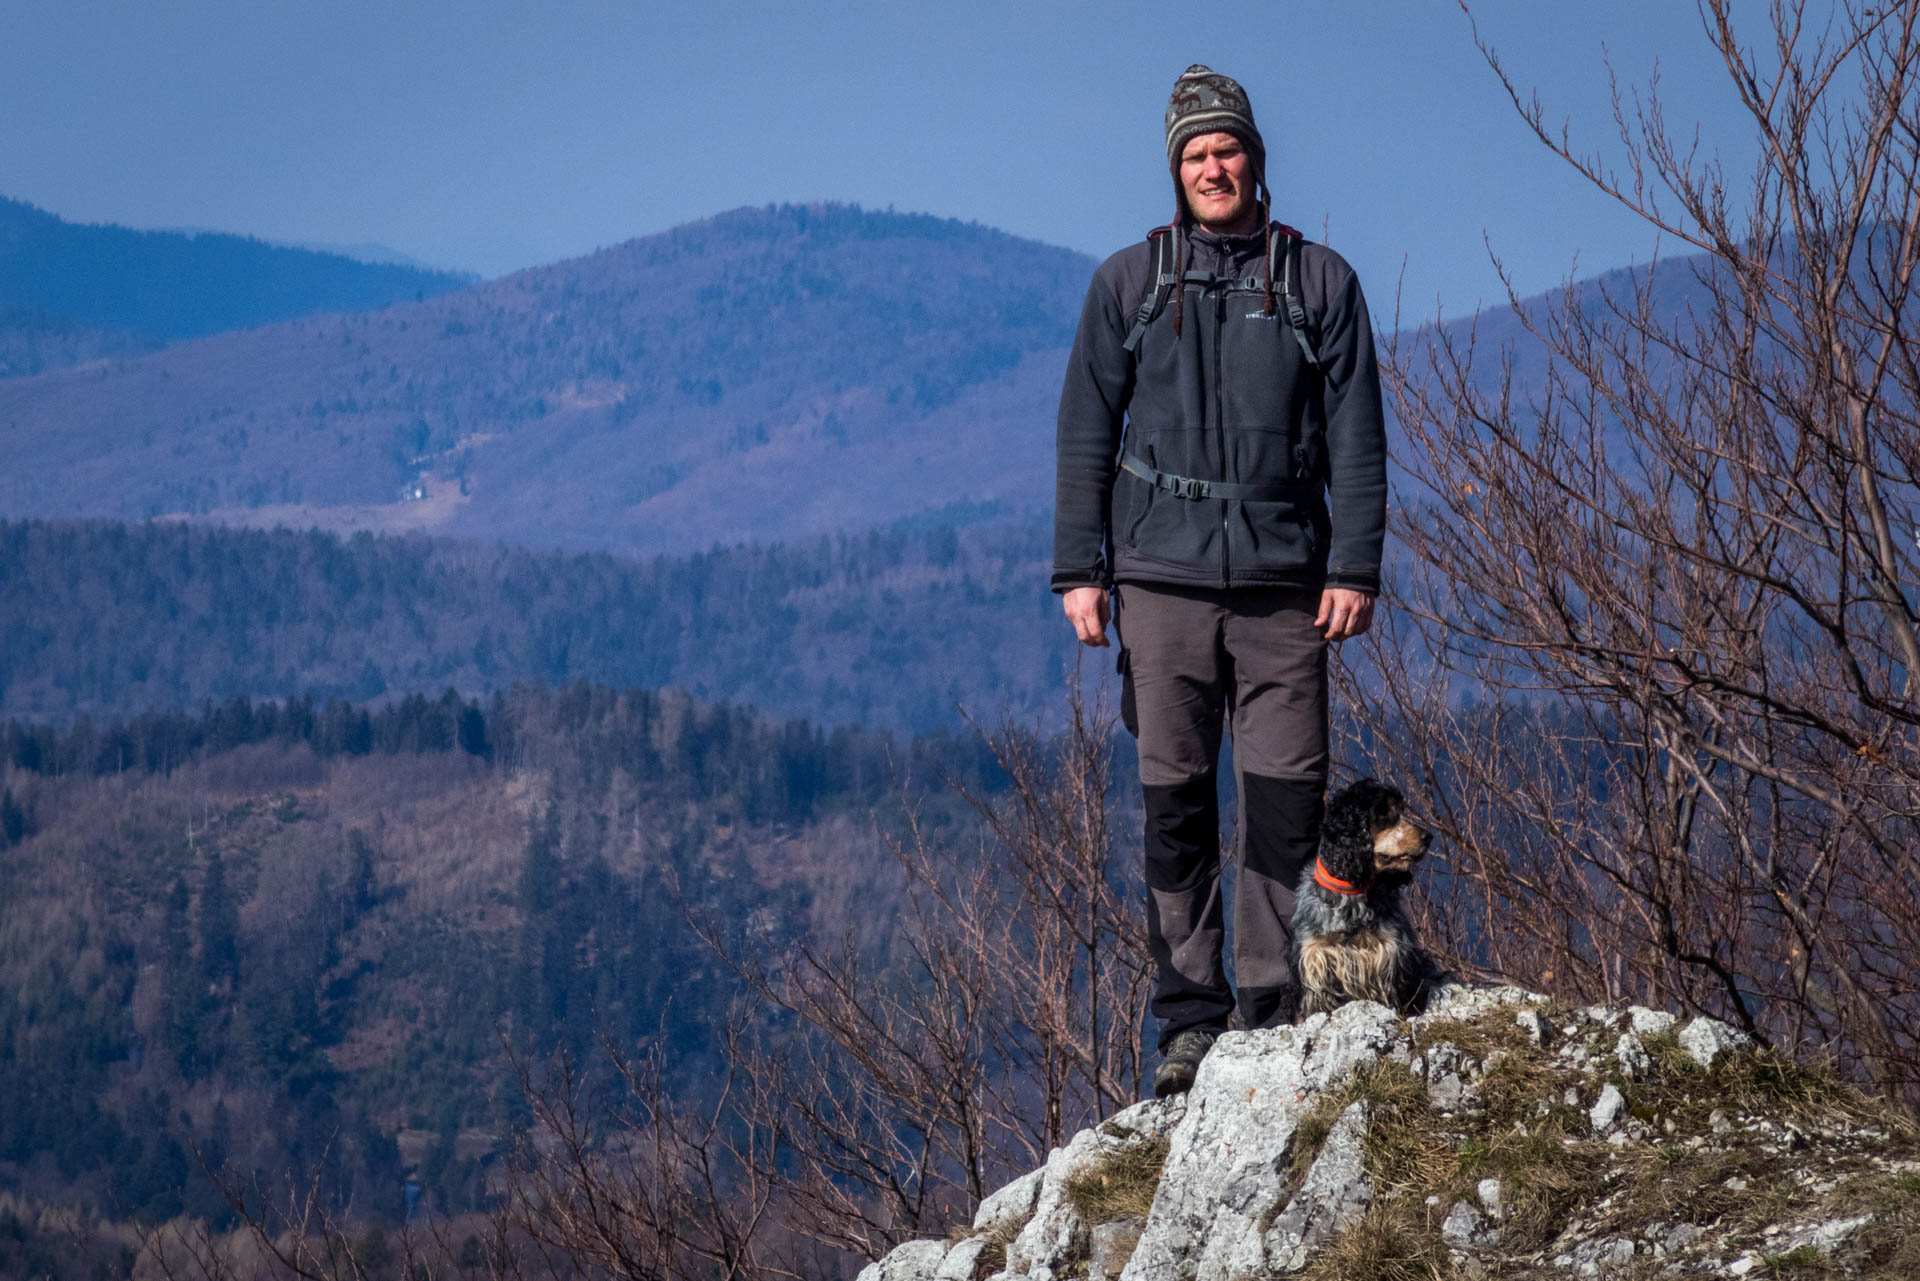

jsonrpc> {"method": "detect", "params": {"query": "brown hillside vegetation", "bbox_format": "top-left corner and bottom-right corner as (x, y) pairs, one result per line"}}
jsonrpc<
(0, 684), (1015, 1241)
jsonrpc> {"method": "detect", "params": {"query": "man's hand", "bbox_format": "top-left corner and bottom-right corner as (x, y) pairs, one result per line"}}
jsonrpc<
(1063, 586), (1111, 647)
(1315, 587), (1375, 643)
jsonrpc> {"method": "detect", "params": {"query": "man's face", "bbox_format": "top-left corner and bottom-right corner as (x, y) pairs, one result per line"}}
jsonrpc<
(1179, 132), (1257, 230)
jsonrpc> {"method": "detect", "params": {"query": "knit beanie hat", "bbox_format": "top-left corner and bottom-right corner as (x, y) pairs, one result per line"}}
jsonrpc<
(1162, 65), (1275, 330)
(1165, 64), (1266, 188)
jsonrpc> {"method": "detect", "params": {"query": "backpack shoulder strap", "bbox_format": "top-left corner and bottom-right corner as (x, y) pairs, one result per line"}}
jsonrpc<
(1122, 225), (1179, 354)
(1270, 223), (1326, 372)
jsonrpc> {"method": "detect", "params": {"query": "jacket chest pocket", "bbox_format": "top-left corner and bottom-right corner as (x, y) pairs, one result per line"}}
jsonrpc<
(1219, 302), (1321, 490)
(1218, 299), (1315, 432)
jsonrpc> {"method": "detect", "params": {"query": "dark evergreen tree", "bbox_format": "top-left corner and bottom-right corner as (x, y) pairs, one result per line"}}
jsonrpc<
(0, 788), (22, 845)
(457, 702), (489, 758)
(348, 830), (379, 916)
(199, 851), (240, 990)
(160, 875), (204, 1077)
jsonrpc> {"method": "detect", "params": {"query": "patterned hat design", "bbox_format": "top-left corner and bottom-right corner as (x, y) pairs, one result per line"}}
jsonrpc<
(1164, 63), (1266, 181)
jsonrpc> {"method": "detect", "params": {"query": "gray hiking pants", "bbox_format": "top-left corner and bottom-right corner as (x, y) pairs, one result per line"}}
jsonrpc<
(1113, 582), (1329, 1047)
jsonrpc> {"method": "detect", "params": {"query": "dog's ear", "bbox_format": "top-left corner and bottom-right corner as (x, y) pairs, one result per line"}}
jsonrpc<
(1349, 778), (1402, 831)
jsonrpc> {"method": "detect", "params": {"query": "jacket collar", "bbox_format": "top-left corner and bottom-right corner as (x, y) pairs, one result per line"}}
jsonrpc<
(1187, 220), (1271, 266)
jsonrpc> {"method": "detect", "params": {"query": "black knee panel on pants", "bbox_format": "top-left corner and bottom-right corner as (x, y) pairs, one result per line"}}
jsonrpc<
(1142, 774), (1220, 893)
(1241, 773), (1323, 889)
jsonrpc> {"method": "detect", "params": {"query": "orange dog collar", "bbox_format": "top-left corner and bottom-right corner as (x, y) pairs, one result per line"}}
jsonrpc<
(1313, 858), (1370, 896)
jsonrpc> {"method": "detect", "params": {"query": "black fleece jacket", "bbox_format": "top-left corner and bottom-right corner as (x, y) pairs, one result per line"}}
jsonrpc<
(1052, 222), (1386, 595)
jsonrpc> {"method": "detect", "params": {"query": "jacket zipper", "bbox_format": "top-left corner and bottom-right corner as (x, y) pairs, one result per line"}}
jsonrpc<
(1214, 244), (1230, 587)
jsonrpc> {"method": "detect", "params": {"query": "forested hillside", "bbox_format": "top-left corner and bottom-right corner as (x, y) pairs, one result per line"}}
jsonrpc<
(0, 204), (1090, 554)
(0, 302), (159, 378)
(0, 512), (1080, 732)
(0, 684), (1010, 1229)
(0, 195), (472, 374)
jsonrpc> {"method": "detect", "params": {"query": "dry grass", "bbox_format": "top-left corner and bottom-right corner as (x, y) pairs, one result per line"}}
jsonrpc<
(1294, 1201), (1450, 1281)
(1630, 1035), (1916, 1139)
(1398, 1015), (1602, 1249)
(1294, 1004), (1920, 1278)
(1288, 1060), (1427, 1176)
(1062, 1136), (1170, 1224)
(969, 1214), (1026, 1276)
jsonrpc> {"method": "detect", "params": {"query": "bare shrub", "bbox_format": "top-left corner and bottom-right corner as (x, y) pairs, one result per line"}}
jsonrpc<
(1357, 1), (1920, 1102)
(683, 681), (1149, 1263)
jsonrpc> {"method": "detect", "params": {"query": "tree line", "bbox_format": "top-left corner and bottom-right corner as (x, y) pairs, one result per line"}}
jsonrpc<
(0, 508), (1066, 735)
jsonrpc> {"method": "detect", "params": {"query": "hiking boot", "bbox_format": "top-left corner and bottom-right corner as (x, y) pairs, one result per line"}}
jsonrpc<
(1152, 1028), (1221, 1097)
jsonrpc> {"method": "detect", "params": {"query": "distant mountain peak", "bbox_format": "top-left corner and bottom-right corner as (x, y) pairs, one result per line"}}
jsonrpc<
(0, 192), (474, 346)
(0, 199), (1095, 556)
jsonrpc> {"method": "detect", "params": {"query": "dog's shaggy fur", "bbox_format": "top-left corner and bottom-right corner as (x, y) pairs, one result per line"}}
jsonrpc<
(1291, 779), (1437, 1017)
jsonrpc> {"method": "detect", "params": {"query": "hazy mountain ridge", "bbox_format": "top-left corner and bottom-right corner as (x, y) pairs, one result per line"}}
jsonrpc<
(0, 195), (472, 367)
(0, 196), (1746, 564)
(0, 203), (1094, 555)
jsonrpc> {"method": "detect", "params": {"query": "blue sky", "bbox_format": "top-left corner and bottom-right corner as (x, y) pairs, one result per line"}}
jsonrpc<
(4, 1), (1761, 319)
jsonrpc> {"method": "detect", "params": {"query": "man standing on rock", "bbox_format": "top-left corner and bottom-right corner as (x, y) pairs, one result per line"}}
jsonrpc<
(1052, 65), (1387, 1096)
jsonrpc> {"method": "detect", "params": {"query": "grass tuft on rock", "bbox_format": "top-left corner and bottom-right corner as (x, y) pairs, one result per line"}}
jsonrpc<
(1295, 1000), (1920, 1278)
(1294, 1202), (1451, 1281)
(1061, 1136), (1170, 1225)
(968, 1215), (1024, 1276)
(1288, 1059), (1427, 1187)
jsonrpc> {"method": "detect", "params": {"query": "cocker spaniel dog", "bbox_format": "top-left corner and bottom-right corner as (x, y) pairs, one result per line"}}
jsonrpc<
(1291, 778), (1437, 1017)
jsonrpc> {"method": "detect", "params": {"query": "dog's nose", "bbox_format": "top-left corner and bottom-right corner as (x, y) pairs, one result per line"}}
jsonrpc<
(1374, 820), (1432, 861)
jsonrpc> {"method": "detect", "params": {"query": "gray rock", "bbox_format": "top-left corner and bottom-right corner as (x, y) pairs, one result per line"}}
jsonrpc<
(1590, 1083), (1627, 1133)
(1780, 1213), (1873, 1256)
(1099, 1096), (1186, 1142)
(1005, 1127), (1101, 1280)
(952, 986), (1853, 1281)
(974, 1168), (1044, 1235)
(1120, 1001), (1400, 1281)
(1419, 1041), (1472, 1078)
(1452, 1252), (1491, 1279)
(1662, 1222), (1701, 1252)
(1005, 1098), (1180, 1281)
(1555, 1236), (1636, 1276)
(1628, 1007), (1678, 1037)
(1440, 1199), (1484, 1245)
(1419, 984), (1546, 1022)
(1678, 1017), (1756, 1067)
(857, 1239), (949, 1281)
(1709, 1108), (1734, 1135)
(1265, 1100), (1374, 1271)
(1581, 1004), (1624, 1029)
(935, 1237), (991, 1281)
(1087, 1218), (1145, 1281)
(1429, 1071), (1468, 1111)
(1614, 1033), (1651, 1080)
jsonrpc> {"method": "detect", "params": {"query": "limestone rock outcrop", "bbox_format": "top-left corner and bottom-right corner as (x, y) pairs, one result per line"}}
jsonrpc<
(857, 985), (1919, 1280)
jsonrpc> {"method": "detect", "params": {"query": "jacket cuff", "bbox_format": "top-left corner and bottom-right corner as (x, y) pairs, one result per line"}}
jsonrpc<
(1051, 568), (1112, 594)
(1324, 571), (1379, 596)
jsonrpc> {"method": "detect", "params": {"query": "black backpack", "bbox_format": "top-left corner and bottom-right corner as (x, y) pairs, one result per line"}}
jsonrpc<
(1121, 221), (1325, 372)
